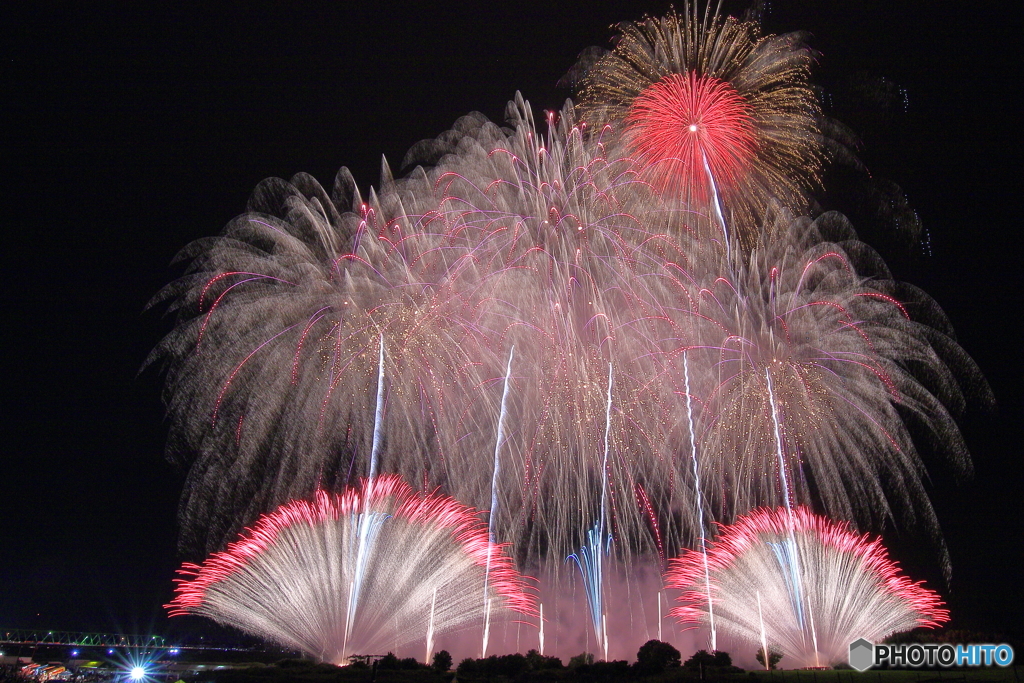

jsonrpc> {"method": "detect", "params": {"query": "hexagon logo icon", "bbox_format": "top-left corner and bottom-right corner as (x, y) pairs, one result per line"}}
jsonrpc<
(849, 638), (874, 671)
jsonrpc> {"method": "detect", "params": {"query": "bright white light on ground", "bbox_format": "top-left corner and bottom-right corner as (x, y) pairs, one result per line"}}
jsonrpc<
(130, 666), (146, 680)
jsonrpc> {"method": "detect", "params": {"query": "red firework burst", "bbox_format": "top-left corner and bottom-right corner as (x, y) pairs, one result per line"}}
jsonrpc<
(625, 72), (755, 200)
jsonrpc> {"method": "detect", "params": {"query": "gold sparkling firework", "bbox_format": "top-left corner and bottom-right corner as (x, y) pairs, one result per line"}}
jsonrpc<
(573, 4), (823, 253)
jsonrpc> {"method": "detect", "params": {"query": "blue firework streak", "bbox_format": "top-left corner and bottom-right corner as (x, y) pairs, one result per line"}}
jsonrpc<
(567, 521), (613, 643)
(766, 539), (805, 629)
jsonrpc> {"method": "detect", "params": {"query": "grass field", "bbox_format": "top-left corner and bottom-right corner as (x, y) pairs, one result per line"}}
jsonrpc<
(183, 662), (1022, 682)
(739, 667), (1021, 682)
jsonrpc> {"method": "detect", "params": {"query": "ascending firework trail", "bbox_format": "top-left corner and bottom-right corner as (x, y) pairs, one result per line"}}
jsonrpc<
(482, 346), (514, 658)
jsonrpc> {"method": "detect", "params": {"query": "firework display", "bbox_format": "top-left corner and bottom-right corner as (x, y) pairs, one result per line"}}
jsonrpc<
(666, 507), (949, 667)
(154, 3), (988, 665)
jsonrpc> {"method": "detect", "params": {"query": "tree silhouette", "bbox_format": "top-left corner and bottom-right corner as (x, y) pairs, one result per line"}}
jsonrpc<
(431, 650), (452, 673)
(636, 640), (681, 674)
(756, 647), (783, 670)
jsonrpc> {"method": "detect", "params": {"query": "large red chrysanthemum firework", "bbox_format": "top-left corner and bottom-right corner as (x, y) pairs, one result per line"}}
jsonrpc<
(574, 9), (823, 252)
(626, 72), (755, 200)
(666, 507), (948, 666)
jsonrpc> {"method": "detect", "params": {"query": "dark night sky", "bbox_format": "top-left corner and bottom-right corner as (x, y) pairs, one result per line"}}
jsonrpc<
(4, 1), (1022, 647)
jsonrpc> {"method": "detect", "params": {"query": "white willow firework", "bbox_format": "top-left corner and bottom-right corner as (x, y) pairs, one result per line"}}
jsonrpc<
(153, 97), (712, 561)
(676, 213), (986, 576)
(153, 87), (986, 575)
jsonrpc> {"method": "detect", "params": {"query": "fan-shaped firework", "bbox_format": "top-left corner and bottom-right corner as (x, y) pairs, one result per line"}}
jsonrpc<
(573, 5), (822, 251)
(166, 474), (534, 663)
(677, 213), (985, 573)
(666, 506), (949, 668)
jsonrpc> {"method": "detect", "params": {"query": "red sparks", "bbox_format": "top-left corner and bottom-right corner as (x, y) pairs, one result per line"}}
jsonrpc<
(166, 474), (536, 617)
(856, 292), (911, 319)
(625, 72), (755, 200)
(635, 483), (664, 563)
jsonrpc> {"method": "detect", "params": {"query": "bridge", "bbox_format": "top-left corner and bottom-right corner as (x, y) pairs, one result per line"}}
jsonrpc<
(0, 629), (167, 649)
(0, 629), (295, 655)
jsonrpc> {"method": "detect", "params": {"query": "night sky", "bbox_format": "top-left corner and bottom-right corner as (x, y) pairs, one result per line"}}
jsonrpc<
(4, 1), (1022, 648)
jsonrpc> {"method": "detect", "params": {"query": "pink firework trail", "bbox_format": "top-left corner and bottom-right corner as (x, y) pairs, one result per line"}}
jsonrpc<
(666, 506), (948, 667)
